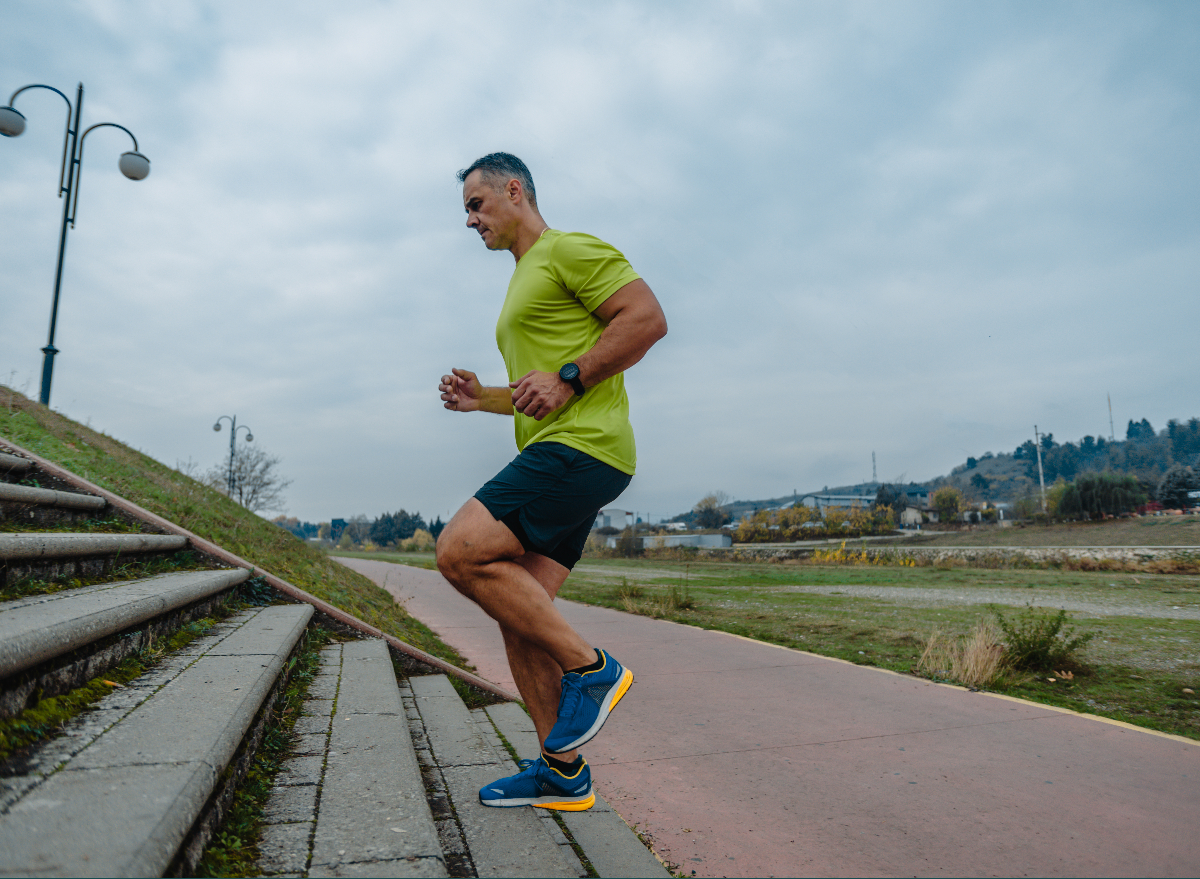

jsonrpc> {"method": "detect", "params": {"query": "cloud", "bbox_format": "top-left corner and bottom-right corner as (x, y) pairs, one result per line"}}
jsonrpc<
(2, 1), (1198, 522)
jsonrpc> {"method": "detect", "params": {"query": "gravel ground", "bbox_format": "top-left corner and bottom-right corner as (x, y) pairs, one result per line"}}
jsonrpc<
(762, 583), (1200, 620)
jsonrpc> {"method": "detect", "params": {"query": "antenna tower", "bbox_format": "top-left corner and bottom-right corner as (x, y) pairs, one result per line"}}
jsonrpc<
(1107, 393), (1116, 442)
(872, 451), (877, 483)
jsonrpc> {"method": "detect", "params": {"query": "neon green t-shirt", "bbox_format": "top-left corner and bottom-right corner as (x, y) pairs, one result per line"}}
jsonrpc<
(495, 230), (641, 475)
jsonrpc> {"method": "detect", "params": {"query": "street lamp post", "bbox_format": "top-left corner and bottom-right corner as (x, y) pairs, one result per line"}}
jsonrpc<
(212, 416), (254, 498)
(0, 82), (150, 406)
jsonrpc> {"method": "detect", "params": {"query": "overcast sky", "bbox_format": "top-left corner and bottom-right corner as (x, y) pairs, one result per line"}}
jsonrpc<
(2, 1), (1198, 524)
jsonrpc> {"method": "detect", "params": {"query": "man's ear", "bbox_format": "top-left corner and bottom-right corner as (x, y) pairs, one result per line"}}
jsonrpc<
(507, 178), (523, 203)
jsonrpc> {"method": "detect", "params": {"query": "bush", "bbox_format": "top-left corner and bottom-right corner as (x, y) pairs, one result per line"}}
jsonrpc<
(1157, 463), (1198, 509)
(917, 620), (1007, 689)
(994, 607), (1094, 671)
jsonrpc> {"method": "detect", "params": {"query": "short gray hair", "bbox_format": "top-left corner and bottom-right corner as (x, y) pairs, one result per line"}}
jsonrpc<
(457, 152), (537, 207)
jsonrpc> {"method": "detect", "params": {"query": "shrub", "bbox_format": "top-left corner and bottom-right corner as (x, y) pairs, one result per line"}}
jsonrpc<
(917, 620), (1007, 689)
(994, 607), (1094, 671)
(1157, 463), (1198, 509)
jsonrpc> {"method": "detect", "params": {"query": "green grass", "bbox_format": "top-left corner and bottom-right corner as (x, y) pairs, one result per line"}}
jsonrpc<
(333, 548), (438, 570)
(562, 557), (1200, 740)
(0, 385), (475, 674)
(0, 514), (146, 534)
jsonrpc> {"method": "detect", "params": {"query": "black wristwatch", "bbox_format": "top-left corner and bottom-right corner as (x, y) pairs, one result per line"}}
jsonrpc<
(559, 362), (585, 396)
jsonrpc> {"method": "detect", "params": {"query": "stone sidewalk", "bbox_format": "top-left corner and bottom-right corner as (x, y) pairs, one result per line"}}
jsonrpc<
(339, 557), (1200, 878)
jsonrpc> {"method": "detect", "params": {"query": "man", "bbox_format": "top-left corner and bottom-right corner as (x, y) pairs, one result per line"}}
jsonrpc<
(436, 152), (667, 811)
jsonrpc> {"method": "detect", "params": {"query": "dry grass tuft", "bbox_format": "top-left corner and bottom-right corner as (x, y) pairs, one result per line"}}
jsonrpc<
(917, 620), (1008, 689)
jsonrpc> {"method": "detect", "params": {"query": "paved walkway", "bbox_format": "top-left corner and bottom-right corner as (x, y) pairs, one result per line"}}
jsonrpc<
(339, 558), (1200, 878)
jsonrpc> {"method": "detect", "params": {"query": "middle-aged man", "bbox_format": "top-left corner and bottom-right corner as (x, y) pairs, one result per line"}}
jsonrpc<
(436, 152), (667, 811)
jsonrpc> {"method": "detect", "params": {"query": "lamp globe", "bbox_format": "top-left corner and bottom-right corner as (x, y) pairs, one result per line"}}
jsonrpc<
(118, 151), (150, 180)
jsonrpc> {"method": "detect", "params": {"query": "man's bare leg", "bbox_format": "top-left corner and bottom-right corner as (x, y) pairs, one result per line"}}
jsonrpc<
(436, 499), (596, 689)
(502, 553), (580, 762)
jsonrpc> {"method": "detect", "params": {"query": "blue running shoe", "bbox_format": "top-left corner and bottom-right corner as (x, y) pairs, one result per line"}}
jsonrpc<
(543, 648), (633, 754)
(479, 757), (595, 810)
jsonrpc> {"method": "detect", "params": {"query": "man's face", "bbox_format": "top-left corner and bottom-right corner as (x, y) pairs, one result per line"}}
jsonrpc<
(462, 170), (519, 251)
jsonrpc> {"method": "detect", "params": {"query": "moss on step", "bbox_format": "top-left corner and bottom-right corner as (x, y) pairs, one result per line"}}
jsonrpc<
(0, 615), (219, 765)
(0, 548), (209, 601)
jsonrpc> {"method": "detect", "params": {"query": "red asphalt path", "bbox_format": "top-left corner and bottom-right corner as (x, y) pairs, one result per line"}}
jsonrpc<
(338, 557), (1200, 878)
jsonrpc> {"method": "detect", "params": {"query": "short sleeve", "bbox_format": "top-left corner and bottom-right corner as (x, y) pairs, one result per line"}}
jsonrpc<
(548, 233), (642, 313)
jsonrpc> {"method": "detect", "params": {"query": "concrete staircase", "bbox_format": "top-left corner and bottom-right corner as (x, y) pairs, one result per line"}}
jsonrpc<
(0, 444), (668, 878)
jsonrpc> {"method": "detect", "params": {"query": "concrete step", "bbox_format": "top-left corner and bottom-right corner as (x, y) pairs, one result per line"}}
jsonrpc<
(0, 532), (189, 587)
(0, 568), (251, 717)
(0, 481), (107, 512)
(256, 639), (447, 878)
(408, 675), (583, 879)
(481, 704), (669, 879)
(0, 451), (32, 476)
(0, 602), (314, 878)
(0, 531), (186, 562)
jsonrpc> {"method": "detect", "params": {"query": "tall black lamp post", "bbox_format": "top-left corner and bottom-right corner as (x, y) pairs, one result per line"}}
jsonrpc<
(212, 415), (254, 497)
(0, 82), (150, 406)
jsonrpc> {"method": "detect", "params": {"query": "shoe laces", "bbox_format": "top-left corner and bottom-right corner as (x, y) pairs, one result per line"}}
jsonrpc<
(557, 673), (584, 720)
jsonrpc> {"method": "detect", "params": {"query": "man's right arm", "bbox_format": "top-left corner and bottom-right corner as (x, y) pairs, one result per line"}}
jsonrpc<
(439, 367), (514, 415)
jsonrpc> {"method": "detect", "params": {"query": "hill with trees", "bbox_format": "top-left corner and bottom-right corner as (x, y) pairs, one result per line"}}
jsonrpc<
(678, 416), (1200, 522)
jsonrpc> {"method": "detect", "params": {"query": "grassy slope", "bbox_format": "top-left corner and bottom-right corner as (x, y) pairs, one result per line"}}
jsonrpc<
(0, 385), (472, 671)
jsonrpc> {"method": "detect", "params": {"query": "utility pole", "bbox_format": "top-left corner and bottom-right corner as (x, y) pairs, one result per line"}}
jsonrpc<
(1034, 425), (1047, 513)
(1107, 393), (1116, 442)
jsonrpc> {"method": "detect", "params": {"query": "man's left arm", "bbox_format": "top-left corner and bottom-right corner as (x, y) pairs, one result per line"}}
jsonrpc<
(509, 279), (668, 421)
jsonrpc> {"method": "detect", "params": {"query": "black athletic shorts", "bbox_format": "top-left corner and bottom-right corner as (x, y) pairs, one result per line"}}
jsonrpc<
(474, 441), (633, 570)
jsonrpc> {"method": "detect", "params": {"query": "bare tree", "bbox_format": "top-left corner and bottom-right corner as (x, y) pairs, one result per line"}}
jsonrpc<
(206, 445), (293, 513)
(693, 491), (732, 529)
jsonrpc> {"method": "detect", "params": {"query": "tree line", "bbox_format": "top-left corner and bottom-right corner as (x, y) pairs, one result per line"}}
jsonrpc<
(272, 509), (447, 546)
(1012, 417), (1200, 484)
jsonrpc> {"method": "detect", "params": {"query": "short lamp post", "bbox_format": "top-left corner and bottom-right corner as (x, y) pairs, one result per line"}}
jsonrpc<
(213, 415), (253, 497)
(0, 82), (150, 407)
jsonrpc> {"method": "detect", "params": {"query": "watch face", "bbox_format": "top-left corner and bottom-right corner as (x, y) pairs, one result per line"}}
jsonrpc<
(560, 363), (580, 381)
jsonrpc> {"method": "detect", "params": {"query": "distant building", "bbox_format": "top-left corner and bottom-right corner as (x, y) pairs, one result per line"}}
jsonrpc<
(609, 533), (732, 550)
(595, 508), (633, 530)
(797, 493), (877, 510)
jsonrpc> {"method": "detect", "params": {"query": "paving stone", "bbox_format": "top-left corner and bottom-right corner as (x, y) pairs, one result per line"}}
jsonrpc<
(294, 714), (332, 736)
(307, 675), (340, 701)
(263, 783), (319, 824)
(309, 856), (447, 878)
(276, 755), (326, 786)
(257, 820), (314, 874)
(336, 640), (404, 715)
(291, 732), (328, 756)
(303, 699), (335, 716)
(310, 640), (442, 876)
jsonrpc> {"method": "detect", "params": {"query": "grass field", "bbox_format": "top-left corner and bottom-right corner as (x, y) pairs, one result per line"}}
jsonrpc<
(899, 516), (1200, 547)
(559, 557), (1200, 740)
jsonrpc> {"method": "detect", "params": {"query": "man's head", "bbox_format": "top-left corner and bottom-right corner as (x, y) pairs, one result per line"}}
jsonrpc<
(458, 152), (543, 254)
(457, 152), (537, 208)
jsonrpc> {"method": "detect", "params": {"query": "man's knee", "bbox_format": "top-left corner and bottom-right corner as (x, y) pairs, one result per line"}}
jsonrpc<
(434, 529), (470, 588)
